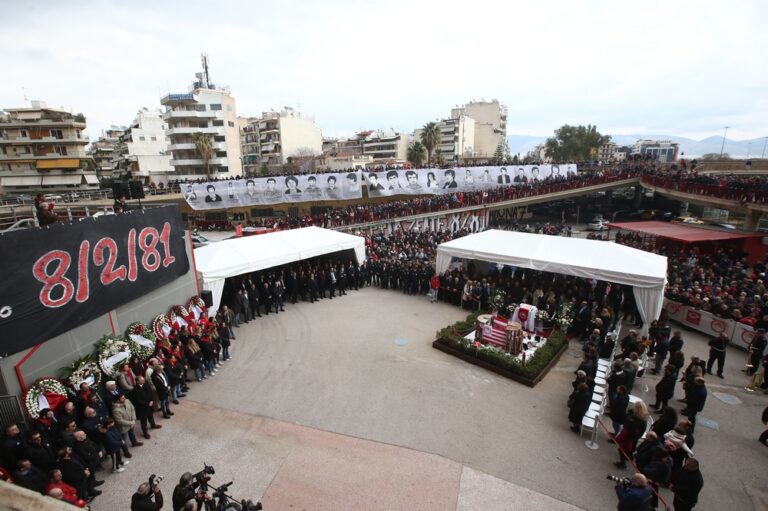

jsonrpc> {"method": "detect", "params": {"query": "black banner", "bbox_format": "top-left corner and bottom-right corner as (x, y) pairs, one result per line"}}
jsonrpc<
(0, 205), (189, 355)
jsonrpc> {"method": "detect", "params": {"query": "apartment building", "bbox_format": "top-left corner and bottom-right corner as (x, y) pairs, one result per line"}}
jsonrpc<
(160, 60), (242, 180)
(324, 130), (410, 164)
(0, 100), (99, 194)
(112, 108), (172, 184)
(414, 116), (475, 164)
(450, 100), (508, 159)
(241, 108), (322, 173)
(632, 139), (679, 162)
(88, 126), (125, 180)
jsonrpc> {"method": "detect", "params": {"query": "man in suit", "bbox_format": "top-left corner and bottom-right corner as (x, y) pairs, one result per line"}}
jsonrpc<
(498, 167), (511, 184)
(130, 376), (161, 439)
(150, 365), (172, 419)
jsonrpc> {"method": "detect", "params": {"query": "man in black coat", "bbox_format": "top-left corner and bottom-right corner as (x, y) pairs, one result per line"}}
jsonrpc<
(706, 333), (728, 378)
(249, 283), (261, 318)
(151, 366), (172, 419)
(1, 423), (24, 470)
(13, 459), (48, 494)
(57, 446), (98, 499)
(71, 431), (104, 495)
(23, 431), (56, 472)
(259, 282), (272, 315)
(670, 458), (704, 511)
(684, 377), (707, 433)
(131, 481), (164, 511)
(130, 376), (161, 439)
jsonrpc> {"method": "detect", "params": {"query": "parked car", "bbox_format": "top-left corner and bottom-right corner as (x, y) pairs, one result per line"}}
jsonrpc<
(587, 219), (609, 231)
(43, 193), (63, 202)
(191, 232), (212, 248)
(674, 215), (705, 224)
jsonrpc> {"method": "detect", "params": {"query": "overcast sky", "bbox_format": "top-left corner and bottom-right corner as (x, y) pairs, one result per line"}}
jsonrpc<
(2, 0), (766, 141)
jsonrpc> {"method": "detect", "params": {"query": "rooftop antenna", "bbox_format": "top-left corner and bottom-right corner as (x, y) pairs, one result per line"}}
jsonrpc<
(201, 53), (211, 89)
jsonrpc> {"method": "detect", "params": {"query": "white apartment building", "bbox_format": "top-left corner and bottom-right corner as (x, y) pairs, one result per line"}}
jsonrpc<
(241, 108), (322, 173)
(362, 130), (410, 162)
(414, 116), (475, 164)
(112, 109), (172, 184)
(0, 100), (99, 194)
(88, 126), (125, 181)
(160, 62), (242, 180)
(632, 139), (679, 163)
(450, 100), (507, 159)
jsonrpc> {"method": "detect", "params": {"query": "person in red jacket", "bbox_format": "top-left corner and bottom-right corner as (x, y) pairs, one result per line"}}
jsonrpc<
(45, 468), (87, 507)
(429, 274), (441, 303)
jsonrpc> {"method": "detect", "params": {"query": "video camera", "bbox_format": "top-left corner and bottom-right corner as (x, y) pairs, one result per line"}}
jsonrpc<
(606, 474), (631, 489)
(193, 463), (215, 486)
(148, 474), (164, 487)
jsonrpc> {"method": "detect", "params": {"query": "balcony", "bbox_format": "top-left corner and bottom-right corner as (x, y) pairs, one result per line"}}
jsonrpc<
(163, 110), (217, 120)
(0, 119), (87, 129)
(171, 157), (227, 167)
(167, 141), (226, 151)
(166, 126), (222, 136)
(160, 93), (196, 105)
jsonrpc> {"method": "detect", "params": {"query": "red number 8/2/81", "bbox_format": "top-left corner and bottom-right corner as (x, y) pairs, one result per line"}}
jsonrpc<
(32, 223), (177, 308)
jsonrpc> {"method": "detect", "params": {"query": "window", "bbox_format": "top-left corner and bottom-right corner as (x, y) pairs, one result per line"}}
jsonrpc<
(210, 104), (222, 111)
(139, 136), (146, 141)
(216, 151), (227, 158)
(54, 145), (68, 156)
(213, 135), (225, 142)
(227, 121), (235, 127)
(212, 120), (224, 127)
(195, 105), (207, 112)
(151, 136), (157, 141)
(226, 105), (232, 112)
(20, 129), (28, 138)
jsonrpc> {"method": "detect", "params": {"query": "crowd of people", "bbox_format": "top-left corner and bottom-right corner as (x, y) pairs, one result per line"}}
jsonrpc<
(0, 312), (240, 509)
(567, 321), (708, 510)
(642, 172), (768, 204)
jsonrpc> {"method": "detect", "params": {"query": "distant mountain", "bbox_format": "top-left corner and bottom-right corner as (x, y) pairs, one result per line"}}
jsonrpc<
(508, 133), (765, 159)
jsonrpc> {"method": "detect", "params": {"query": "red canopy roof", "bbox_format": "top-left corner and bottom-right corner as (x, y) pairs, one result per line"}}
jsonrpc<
(608, 221), (763, 243)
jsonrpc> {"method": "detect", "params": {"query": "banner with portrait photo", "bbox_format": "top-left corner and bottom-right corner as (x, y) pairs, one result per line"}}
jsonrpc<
(182, 171), (364, 210)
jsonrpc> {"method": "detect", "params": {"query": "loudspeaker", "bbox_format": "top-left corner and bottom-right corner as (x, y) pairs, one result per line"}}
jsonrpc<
(128, 180), (145, 199)
(111, 182), (130, 200)
(201, 290), (213, 308)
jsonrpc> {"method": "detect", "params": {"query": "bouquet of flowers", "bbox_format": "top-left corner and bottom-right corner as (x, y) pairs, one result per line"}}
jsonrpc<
(152, 313), (172, 340)
(555, 302), (575, 330)
(96, 335), (133, 377)
(489, 290), (507, 312)
(506, 302), (519, 315)
(60, 355), (101, 391)
(125, 322), (156, 361)
(22, 378), (69, 419)
(536, 309), (551, 322)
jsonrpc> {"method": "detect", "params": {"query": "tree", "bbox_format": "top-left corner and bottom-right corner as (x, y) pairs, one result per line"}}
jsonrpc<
(420, 122), (441, 164)
(407, 141), (427, 166)
(544, 124), (610, 161)
(192, 132), (214, 177)
(493, 142), (505, 164)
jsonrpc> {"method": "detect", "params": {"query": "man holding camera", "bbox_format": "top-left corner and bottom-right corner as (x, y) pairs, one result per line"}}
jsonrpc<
(615, 473), (653, 511)
(173, 471), (211, 511)
(131, 480), (164, 510)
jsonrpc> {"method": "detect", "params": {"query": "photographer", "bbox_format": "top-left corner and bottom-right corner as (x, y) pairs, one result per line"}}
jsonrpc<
(173, 472), (211, 511)
(615, 473), (653, 511)
(131, 481), (164, 511)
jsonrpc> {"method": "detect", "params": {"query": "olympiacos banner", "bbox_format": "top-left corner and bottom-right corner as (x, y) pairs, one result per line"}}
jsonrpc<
(182, 165), (578, 210)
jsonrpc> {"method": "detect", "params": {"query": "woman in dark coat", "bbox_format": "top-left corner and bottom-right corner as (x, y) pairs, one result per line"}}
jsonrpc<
(651, 406), (678, 438)
(609, 385), (630, 436)
(568, 383), (592, 433)
(651, 365), (677, 411)
(615, 401), (649, 468)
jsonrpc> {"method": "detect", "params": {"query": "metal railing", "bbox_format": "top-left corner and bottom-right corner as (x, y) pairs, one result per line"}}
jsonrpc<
(0, 395), (26, 429)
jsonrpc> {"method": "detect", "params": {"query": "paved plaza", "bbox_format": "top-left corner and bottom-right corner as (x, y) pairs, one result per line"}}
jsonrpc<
(94, 288), (768, 510)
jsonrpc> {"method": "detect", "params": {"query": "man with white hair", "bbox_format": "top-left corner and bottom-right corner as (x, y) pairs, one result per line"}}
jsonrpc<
(131, 480), (164, 510)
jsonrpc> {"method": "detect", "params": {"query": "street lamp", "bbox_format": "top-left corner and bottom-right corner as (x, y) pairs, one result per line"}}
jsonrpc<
(719, 126), (730, 158)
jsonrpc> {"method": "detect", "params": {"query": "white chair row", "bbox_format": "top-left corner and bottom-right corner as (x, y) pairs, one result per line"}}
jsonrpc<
(580, 323), (623, 441)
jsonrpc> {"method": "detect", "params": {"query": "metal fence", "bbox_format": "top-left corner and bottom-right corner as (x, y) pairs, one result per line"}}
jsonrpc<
(0, 394), (27, 430)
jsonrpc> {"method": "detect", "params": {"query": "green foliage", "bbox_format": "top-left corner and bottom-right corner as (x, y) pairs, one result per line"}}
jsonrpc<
(259, 163), (269, 176)
(420, 122), (441, 164)
(436, 317), (567, 379)
(493, 142), (506, 164)
(192, 132), (215, 177)
(544, 124), (610, 161)
(407, 141), (427, 165)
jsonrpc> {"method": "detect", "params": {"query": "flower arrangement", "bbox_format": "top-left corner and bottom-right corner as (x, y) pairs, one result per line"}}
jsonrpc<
(22, 378), (69, 419)
(95, 335), (133, 377)
(125, 322), (156, 361)
(152, 314), (172, 340)
(555, 302), (575, 329)
(489, 290), (507, 312)
(506, 302), (519, 315)
(169, 305), (190, 329)
(536, 309), (551, 322)
(187, 296), (207, 320)
(60, 355), (101, 391)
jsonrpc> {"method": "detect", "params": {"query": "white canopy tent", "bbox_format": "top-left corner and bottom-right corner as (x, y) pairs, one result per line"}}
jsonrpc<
(194, 226), (366, 314)
(435, 230), (668, 331)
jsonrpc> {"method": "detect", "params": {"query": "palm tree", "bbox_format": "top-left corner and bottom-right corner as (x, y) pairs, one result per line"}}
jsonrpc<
(420, 122), (440, 165)
(407, 141), (427, 166)
(192, 132), (214, 177)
